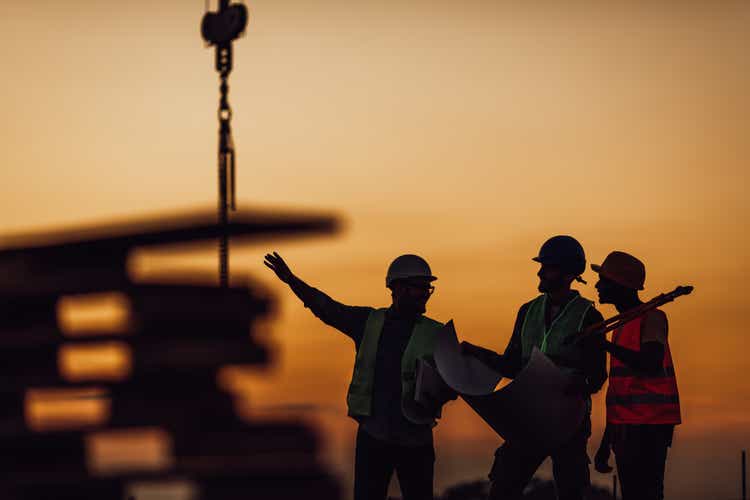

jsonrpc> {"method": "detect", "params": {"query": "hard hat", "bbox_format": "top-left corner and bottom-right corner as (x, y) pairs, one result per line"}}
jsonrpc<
(591, 251), (646, 290)
(532, 235), (586, 276)
(386, 255), (437, 288)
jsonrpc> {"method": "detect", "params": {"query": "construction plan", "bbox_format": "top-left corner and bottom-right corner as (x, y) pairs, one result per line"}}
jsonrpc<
(432, 321), (586, 454)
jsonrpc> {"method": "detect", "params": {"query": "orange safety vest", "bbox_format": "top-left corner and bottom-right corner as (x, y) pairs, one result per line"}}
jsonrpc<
(606, 313), (681, 425)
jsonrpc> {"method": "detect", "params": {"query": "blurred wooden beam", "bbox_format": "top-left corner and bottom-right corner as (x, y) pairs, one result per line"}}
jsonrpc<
(0, 208), (338, 296)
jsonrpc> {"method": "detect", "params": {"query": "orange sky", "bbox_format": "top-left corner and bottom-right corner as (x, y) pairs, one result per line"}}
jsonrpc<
(1, 1), (749, 499)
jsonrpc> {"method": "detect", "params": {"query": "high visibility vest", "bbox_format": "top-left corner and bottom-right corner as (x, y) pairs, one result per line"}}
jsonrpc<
(520, 293), (593, 366)
(346, 308), (443, 425)
(606, 313), (681, 425)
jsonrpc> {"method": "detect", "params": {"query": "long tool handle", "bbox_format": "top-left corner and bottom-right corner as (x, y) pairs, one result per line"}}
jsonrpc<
(576, 285), (694, 343)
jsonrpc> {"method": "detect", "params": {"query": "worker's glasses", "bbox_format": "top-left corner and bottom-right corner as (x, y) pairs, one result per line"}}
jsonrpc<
(405, 284), (435, 296)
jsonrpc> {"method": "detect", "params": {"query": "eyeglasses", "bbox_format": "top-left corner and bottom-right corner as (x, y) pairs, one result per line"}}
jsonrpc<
(405, 284), (435, 296)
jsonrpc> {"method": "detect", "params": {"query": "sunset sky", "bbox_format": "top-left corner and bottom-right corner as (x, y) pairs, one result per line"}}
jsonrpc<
(1, 1), (748, 499)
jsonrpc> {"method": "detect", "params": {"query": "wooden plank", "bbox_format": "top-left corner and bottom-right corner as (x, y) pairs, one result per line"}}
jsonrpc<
(109, 387), (241, 429)
(0, 338), (269, 392)
(0, 423), (323, 480)
(129, 283), (270, 320)
(0, 323), (258, 350)
(0, 282), (269, 334)
(0, 209), (336, 296)
(0, 209), (337, 261)
(6, 471), (341, 500)
(0, 259), (130, 298)
(0, 297), (59, 331)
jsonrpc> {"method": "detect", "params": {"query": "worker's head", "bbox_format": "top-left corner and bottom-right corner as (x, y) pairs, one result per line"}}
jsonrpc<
(386, 255), (437, 315)
(532, 236), (586, 294)
(592, 251), (645, 304)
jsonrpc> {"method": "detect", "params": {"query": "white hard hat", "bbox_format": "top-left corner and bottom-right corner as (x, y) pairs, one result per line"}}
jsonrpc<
(386, 255), (437, 288)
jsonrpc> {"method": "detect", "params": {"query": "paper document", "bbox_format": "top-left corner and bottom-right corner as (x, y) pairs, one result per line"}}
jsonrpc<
(433, 320), (586, 455)
(433, 320), (503, 395)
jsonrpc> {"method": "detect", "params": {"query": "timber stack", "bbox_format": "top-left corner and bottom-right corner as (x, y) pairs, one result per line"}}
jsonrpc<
(0, 209), (340, 500)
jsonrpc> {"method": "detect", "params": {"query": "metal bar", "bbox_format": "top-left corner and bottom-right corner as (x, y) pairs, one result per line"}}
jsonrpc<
(575, 286), (693, 343)
(743, 450), (747, 500)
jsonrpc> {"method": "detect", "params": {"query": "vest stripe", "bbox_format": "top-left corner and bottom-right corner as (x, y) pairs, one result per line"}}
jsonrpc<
(609, 366), (676, 378)
(604, 403), (682, 425)
(606, 394), (680, 406)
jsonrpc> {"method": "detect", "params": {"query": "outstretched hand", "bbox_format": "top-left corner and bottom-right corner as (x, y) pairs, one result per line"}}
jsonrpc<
(460, 341), (497, 369)
(264, 252), (294, 284)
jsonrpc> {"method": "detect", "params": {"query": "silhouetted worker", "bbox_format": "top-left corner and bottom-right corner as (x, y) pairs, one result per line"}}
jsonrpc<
(461, 236), (607, 500)
(591, 251), (681, 500)
(264, 252), (450, 500)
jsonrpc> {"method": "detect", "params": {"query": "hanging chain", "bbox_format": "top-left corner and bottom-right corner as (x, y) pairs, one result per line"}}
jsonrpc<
(217, 44), (236, 288)
(202, 0), (247, 288)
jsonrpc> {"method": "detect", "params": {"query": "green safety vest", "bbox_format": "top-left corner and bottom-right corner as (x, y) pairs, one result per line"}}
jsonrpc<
(346, 308), (444, 425)
(520, 293), (593, 367)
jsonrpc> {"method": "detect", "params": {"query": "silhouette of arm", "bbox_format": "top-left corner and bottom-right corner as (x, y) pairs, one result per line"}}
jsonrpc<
(264, 252), (371, 345)
(580, 307), (608, 395)
(603, 342), (664, 374)
(462, 303), (529, 378)
(287, 275), (371, 345)
(603, 310), (666, 374)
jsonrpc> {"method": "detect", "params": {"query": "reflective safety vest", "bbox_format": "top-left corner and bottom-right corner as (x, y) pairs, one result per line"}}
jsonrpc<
(521, 293), (594, 366)
(606, 313), (681, 425)
(346, 308), (444, 425)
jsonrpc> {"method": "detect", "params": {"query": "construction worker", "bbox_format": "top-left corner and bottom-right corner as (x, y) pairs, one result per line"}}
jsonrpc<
(591, 251), (681, 500)
(263, 252), (450, 500)
(461, 235), (607, 500)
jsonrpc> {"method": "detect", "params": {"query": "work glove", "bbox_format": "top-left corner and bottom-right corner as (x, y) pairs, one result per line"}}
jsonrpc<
(594, 443), (614, 474)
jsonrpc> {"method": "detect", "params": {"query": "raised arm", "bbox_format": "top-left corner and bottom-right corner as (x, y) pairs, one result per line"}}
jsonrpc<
(264, 252), (371, 345)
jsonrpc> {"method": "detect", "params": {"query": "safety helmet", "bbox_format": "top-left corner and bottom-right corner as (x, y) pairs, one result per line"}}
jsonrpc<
(532, 235), (586, 276)
(385, 255), (437, 288)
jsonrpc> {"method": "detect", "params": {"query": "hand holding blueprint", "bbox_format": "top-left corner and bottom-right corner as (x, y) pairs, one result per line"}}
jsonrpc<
(433, 320), (502, 395)
(433, 320), (586, 454)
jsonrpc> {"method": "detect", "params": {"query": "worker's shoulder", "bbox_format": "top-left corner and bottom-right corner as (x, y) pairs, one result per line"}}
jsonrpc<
(419, 314), (444, 328)
(513, 298), (538, 321)
(574, 292), (596, 305)
(643, 308), (668, 328)
(520, 296), (543, 309)
(575, 294), (603, 321)
(641, 308), (668, 344)
(363, 306), (385, 319)
(585, 305), (604, 322)
(646, 308), (668, 320)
